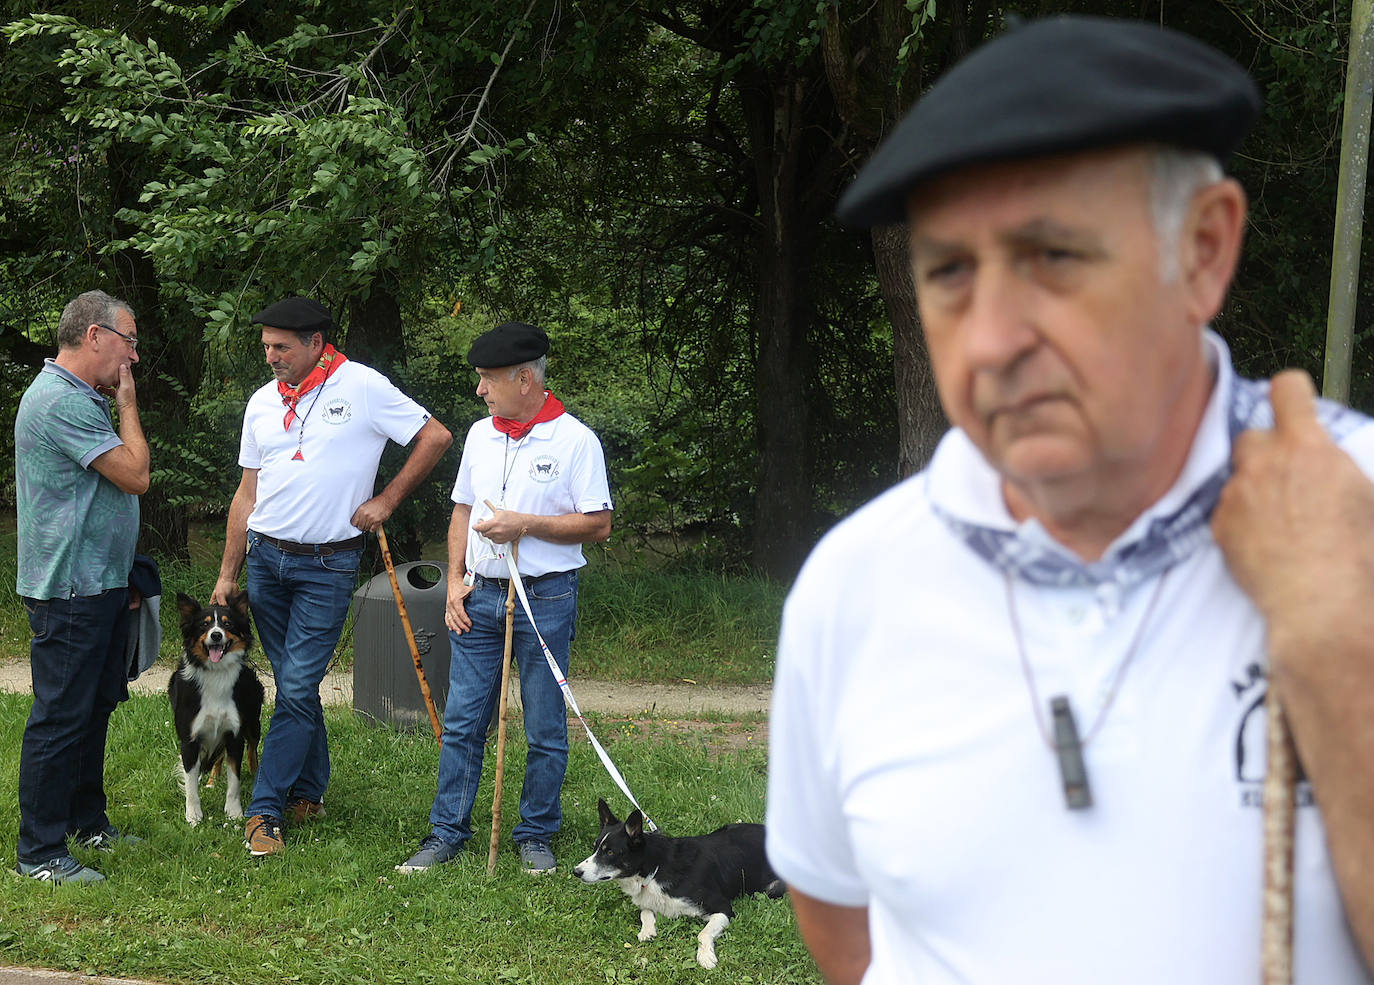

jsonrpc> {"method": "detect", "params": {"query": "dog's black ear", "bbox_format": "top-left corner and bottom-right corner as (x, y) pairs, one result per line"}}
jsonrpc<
(176, 592), (200, 623)
(227, 587), (250, 620)
(597, 798), (618, 828)
(625, 809), (643, 840)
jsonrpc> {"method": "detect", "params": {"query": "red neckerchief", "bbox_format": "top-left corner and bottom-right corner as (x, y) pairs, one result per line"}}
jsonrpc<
(278, 344), (347, 430)
(493, 390), (565, 440)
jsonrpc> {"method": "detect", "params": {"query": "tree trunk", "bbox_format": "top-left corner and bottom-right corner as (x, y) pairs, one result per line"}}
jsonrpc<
(346, 274), (404, 374)
(741, 75), (815, 582)
(108, 140), (194, 559)
(822, 2), (951, 481)
(872, 224), (946, 476)
(344, 274), (426, 565)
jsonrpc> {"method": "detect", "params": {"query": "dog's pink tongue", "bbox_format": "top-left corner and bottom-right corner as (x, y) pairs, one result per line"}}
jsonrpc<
(209, 645), (225, 663)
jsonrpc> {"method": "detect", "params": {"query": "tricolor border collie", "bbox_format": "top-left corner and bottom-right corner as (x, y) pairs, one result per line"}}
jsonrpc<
(574, 798), (786, 969)
(168, 590), (264, 826)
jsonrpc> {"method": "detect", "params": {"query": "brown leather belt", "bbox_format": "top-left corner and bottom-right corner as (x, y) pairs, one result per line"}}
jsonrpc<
(472, 570), (570, 591)
(253, 531), (365, 556)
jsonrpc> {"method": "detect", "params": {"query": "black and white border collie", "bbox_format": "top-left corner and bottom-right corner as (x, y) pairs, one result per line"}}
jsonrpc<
(168, 590), (264, 826)
(573, 798), (787, 969)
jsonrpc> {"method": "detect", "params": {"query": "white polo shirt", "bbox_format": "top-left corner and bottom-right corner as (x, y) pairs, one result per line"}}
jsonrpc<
(239, 360), (431, 544)
(452, 411), (612, 578)
(767, 349), (1374, 984)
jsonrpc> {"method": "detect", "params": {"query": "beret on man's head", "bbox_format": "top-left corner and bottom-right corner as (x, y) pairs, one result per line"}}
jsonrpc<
(250, 296), (333, 334)
(837, 16), (1262, 228)
(467, 321), (550, 368)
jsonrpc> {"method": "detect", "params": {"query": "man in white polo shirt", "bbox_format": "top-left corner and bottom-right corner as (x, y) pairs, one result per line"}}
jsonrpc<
(213, 295), (451, 858)
(397, 321), (612, 876)
(766, 16), (1374, 985)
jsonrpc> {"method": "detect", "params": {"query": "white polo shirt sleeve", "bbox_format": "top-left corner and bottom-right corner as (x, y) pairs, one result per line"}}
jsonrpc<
(766, 540), (871, 908)
(566, 424), (613, 514)
(361, 367), (432, 446)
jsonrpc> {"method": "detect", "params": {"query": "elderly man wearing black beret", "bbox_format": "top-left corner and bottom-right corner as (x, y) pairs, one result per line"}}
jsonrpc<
(766, 16), (1374, 984)
(396, 321), (612, 876)
(212, 295), (451, 857)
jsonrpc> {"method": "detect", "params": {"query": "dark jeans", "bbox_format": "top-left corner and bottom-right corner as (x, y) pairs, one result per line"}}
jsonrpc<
(429, 570), (578, 847)
(17, 589), (131, 864)
(244, 531), (361, 820)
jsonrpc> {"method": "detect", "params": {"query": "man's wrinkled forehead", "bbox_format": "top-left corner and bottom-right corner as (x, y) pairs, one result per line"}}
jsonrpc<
(904, 148), (1151, 253)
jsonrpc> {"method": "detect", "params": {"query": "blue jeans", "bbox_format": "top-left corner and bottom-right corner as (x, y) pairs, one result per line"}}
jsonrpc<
(245, 532), (360, 820)
(18, 589), (131, 864)
(429, 570), (578, 847)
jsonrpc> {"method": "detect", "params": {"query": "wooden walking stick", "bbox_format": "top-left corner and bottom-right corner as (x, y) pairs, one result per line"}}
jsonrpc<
(376, 523), (442, 744)
(1262, 686), (1297, 985)
(488, 538), (520, 877)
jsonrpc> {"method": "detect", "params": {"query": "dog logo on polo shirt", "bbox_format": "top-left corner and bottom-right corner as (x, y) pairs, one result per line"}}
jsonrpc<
(529, 456), (560, 482)
(1231, 661), (1312, 809)
(322, 398), (353, 424)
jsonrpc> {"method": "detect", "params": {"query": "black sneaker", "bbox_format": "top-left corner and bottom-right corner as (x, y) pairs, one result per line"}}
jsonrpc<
(518, 840), (557, 875)
(73, 824), (143, 852)
(16, 855), (105, 884)
(395, 835), (462, 873)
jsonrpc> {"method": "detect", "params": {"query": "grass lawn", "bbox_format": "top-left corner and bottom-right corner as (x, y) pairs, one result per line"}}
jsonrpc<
(0, 692), (819, 984)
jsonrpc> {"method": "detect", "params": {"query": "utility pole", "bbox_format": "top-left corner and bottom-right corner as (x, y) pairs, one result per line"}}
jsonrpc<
(1324, 0), (1374, 403)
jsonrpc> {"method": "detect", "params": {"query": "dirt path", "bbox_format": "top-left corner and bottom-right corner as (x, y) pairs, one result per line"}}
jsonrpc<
(0, 659), (771, 719)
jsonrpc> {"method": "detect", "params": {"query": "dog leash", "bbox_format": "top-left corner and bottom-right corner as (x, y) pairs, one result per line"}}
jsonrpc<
(492, 540), (659, 832)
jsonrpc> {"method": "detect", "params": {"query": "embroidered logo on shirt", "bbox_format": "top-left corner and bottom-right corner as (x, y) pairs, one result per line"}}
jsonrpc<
(322, 398), (353, 424)
(529, 456), (560, 482)
(1232, 662), (1312, 809)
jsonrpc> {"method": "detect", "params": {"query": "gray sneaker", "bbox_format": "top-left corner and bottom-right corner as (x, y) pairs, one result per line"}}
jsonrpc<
(395, 835), (462, 873)
(518, 840), (556, 875)
(16, 855), (105, 884)
(73, 824), (142, 852)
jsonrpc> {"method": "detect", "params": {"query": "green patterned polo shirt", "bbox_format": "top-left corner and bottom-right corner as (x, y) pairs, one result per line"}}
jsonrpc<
(15, 360), (140, 600)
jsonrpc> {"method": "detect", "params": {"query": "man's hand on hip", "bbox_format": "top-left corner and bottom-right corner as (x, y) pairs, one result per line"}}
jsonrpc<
(350, 495), (396, 533)
(445, 582), (474, 634)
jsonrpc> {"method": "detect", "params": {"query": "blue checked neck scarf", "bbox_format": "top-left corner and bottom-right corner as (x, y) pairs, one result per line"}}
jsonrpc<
(933, 371), (1365, 591)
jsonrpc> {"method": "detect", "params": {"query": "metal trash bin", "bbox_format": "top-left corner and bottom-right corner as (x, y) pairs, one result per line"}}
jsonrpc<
(352, 560), (451, 731)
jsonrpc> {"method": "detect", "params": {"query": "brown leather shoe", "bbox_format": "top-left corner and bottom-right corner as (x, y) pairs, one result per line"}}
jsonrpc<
(245, 815), (285, 856)
(285, 798), (326, 824)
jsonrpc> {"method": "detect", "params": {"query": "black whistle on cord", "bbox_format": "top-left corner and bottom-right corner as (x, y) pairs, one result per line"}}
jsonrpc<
(1051, 695), (1093, 810)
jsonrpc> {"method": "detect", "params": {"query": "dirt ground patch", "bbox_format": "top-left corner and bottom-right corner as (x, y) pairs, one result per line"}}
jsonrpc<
(0, 659), (771, 745)
(574, 715), (769, 756)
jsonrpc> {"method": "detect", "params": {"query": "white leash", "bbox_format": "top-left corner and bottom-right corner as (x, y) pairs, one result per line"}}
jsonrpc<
(488, 540), (658, 832)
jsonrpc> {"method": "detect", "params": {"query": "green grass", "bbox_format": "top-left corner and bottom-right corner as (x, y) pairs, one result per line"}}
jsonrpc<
(0, 692), (817, 984)
(0, 521), (786, 685)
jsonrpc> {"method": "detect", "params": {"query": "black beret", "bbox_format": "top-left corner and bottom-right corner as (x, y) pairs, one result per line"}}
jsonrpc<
(467, 321), (549, 368)
(251, 296), (333, 334)
(837, 16), (1262, 227)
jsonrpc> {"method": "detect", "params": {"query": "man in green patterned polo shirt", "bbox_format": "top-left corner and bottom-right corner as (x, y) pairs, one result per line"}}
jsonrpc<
(13, 289), (150, 884)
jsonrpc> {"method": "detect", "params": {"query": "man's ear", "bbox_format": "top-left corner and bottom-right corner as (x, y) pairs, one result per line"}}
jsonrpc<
(1178, 177), (1247, 326)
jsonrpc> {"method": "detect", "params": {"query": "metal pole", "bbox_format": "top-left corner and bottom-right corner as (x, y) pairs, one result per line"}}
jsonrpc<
(1323, 0), (1374, 404)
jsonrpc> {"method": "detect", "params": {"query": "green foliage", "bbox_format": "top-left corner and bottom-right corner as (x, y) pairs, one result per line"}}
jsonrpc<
(5, 0), (1371, 572)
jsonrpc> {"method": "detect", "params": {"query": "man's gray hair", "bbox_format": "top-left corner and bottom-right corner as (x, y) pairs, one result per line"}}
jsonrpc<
(57, 290), (135, 349)
(1147, 146), (1225, 283)
(508, 356), (547, 384)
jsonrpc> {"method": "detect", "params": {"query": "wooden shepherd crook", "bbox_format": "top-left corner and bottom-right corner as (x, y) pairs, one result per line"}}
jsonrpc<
(1261, 686), (1298, 985)
(376, 524), (443, 744)
(488, 536), (521, 877)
